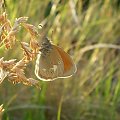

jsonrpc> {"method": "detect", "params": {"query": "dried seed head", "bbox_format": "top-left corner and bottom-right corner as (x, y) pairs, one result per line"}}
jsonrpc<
(0, 11), (40, 89)
(21, 42), (33, 61)
(0, 68), (8, 84)
(22, 23), (38, 37)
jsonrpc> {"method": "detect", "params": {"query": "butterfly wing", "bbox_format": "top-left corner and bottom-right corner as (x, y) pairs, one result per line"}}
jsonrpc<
(35, 45), (64, 81)
(53, 45), (77, 78)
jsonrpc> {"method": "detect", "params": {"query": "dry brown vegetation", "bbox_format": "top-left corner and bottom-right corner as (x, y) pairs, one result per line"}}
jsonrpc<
(0, 12), (42, 88)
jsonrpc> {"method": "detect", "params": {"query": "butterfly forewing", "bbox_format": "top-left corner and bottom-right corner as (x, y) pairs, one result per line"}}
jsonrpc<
(35, 45), (64, 81)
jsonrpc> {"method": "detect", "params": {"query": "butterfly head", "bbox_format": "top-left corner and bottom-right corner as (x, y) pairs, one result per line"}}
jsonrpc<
(40, 37), (52, 57)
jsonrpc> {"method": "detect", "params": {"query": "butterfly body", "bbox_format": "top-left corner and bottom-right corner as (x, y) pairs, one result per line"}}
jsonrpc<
(35, 37), (77, 81)
(39, 38), (52, 57)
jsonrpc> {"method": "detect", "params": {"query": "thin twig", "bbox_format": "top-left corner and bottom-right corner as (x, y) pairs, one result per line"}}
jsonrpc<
(79, 43), (120, 58)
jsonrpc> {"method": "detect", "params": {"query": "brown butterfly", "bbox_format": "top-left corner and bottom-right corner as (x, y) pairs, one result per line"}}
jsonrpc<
(35, 37), (77, 81)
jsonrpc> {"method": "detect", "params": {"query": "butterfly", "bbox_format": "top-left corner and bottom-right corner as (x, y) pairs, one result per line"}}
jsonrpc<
(35, 37), (77, 81)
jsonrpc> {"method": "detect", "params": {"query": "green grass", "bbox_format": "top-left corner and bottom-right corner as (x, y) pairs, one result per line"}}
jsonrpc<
(0, 0), (120, 120)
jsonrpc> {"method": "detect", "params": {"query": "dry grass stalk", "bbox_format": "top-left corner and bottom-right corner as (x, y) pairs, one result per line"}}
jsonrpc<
(0, 9), (40, 89)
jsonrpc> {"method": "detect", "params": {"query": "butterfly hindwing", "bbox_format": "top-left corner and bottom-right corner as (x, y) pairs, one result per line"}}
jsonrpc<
(35, 45), (64, 81)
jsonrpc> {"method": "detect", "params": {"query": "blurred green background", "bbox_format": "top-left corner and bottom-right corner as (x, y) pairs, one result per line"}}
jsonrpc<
(0, 0), (120, 120)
